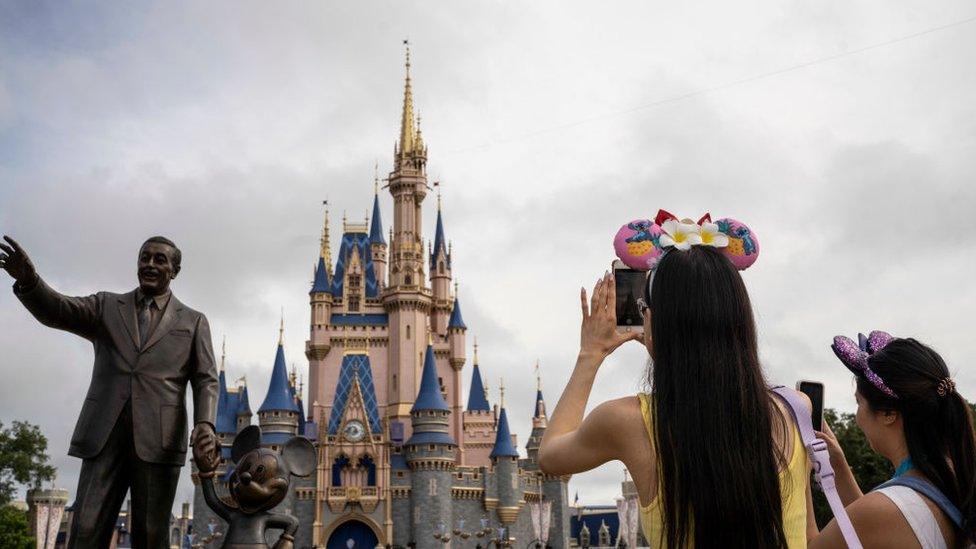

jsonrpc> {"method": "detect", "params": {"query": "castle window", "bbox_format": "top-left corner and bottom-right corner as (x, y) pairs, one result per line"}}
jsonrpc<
(429, 444), (436, 451)
(396, 471), (404, 478)
(428, 478), (437, 495)
(439, 262), (444, 274)
(406, 325), (411, 339)
(358, 455), (377, 486)
(392, 374), (397, 391)
(348, 296), (360, 312)
(405, 275), (412, 285)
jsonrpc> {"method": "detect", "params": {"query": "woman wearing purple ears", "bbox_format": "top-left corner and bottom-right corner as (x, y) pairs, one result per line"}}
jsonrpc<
(808, 332), (976, 548)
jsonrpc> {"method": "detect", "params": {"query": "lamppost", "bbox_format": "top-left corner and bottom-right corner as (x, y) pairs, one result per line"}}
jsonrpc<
(433, 522), (452, 545)
(458, 516), (494, 548)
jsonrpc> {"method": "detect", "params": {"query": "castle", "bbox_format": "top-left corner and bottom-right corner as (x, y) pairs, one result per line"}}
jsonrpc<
(192, 45), (572, 549)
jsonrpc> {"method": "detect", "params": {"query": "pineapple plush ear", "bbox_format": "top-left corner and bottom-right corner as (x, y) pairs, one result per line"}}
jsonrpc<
(714, 218), (759, 270)
(614, 219), (665, 271)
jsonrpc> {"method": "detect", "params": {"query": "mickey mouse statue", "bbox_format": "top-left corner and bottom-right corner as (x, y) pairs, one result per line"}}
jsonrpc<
(193, 424), (316, 549)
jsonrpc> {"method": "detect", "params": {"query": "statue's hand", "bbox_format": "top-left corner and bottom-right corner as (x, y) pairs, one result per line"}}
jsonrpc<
(191, 423), (219, 473)
(0, 236), (38, 287)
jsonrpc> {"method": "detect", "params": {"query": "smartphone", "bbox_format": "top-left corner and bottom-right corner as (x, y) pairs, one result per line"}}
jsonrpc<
(613, 260), (646, 327)
(796, 380), (825, 431)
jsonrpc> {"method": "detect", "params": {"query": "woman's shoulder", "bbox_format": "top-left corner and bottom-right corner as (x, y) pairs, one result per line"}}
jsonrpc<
(845, 490), (925, 547)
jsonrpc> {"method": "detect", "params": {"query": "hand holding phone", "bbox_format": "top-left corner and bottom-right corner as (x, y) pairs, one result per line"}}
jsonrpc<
(796, 380), (825, 431)
(612, 260), (646, 328)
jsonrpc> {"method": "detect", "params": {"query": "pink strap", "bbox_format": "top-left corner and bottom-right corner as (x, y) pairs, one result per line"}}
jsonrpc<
(771, 386), (862, 548)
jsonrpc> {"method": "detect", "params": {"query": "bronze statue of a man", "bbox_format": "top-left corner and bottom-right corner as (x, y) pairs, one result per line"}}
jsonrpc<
(0, 235), (219, 549)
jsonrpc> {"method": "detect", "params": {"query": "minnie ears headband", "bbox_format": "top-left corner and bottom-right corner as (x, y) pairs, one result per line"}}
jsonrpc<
(831, 331), (957, 399)
(831, 331), (898, 398)
(613, 209), (760, 271)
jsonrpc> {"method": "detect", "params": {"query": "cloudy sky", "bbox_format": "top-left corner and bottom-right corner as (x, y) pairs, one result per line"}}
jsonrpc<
(2, 1), (975, 514)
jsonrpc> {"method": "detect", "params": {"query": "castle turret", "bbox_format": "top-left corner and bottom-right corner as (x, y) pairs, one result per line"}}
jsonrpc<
(430, 195), (453, 334)
(491, 395), (521, 526)
(258, 319), (300, 450)
(448, 287), (467, 366)
(307, 203), (335, 415)
(214, 338), (242, 463)
(383, 42), (434, 434)
(369, 168), (388, 287)
(236, 382), (252, 432)
(525, 364), (547, 465)
(405, 338), (455, 544)
(461, 339), (496, 466)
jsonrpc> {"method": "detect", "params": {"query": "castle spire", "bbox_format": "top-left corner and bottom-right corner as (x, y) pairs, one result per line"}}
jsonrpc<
(533, 361), (547, 423)
(369, 169), (386, 245)
(490, 406), (518, 458)
(398, 40), (416, 157)
(259, 324), (298, 413)
(320, 200), (333, 277)
(411, 339), (449, 413)
(466, 337), (490, 412)
(278, 308), (284, 346)
(220, 336), (226, 372)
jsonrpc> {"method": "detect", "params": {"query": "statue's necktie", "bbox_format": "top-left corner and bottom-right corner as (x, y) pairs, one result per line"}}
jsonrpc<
(138, 297), (152, 348)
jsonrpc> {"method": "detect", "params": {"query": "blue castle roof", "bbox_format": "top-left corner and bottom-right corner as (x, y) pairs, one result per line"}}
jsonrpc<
(296, 396), (307, 435)
(534, 389), (545, 418)
(466, 364), (490, 412)
(331, 232), (379, 298)
(310, 256), (331, 294)
(430, 208), (450, 271)
(215, 370), (238, 435)
(448, 296), (466, 329)
(258, 344), (299, 413)
(238, 386), (251, 415)
(327, 353), (382, 435)
(369, 193), (385, 245)
(491, 408), (519, 458)
(411, 343), (449, 412)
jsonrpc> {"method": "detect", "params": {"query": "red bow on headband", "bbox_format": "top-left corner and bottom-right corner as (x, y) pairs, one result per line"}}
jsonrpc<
(654, 209), (712, 226)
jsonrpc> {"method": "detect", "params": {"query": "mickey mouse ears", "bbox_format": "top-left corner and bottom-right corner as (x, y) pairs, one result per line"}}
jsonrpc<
(613, 210), (760, 271)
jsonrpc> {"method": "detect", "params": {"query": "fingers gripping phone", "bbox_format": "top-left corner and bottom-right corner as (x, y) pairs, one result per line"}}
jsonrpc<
(613, 260), (646, 328)
(796, 380), (825, 431)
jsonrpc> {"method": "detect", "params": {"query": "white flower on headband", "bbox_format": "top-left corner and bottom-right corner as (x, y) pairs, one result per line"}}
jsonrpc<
(658, 219), (703, 251)
(699, 222), (730, 248)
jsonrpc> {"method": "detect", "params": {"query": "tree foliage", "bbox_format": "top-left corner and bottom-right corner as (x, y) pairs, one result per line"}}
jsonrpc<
(0, 505), (34, 549)
(0, 421), (56, 506)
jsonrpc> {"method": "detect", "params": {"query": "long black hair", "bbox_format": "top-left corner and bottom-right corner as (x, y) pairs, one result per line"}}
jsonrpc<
(646, 246), (788, 548)
(859, 338), (976, 542)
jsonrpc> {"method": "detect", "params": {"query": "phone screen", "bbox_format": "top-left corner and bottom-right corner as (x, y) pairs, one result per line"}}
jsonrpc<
(798, 381), (825, 431)
(614, 268), (645, 327)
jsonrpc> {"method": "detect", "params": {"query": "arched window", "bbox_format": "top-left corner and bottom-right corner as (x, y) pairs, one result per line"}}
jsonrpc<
(358, 455), (377, 486)
(406, 325), (411, 339)
(332, 455), (350, 486)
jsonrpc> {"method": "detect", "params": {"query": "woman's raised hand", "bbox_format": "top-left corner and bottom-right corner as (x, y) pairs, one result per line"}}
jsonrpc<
(579, 271), (641, 360)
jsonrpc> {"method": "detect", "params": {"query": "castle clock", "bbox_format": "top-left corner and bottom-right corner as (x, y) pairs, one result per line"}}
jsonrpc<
(342, 420), (366, 442)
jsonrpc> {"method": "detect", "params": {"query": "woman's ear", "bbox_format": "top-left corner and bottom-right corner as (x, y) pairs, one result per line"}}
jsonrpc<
(882, 410), (900, 426)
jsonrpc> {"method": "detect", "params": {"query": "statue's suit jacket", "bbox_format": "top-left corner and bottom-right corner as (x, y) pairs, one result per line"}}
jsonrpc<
(15, 278), (218, 465)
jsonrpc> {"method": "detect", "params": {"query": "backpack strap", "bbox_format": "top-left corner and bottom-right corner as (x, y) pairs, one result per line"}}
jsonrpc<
(770, 385), (863, 549)
(877, 475), (964, 530)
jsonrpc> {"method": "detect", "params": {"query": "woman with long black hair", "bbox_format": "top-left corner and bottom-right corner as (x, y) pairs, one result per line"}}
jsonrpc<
(539, 220), (817, 548)
(809, 334), (976, 548)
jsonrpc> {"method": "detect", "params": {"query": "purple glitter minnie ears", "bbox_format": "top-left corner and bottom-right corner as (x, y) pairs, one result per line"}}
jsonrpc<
(831, 330), (898, 398)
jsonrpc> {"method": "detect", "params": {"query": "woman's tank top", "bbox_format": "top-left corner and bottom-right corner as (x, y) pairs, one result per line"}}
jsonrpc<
(875, 485), (947, 549)
(636, 392), (809, 547)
